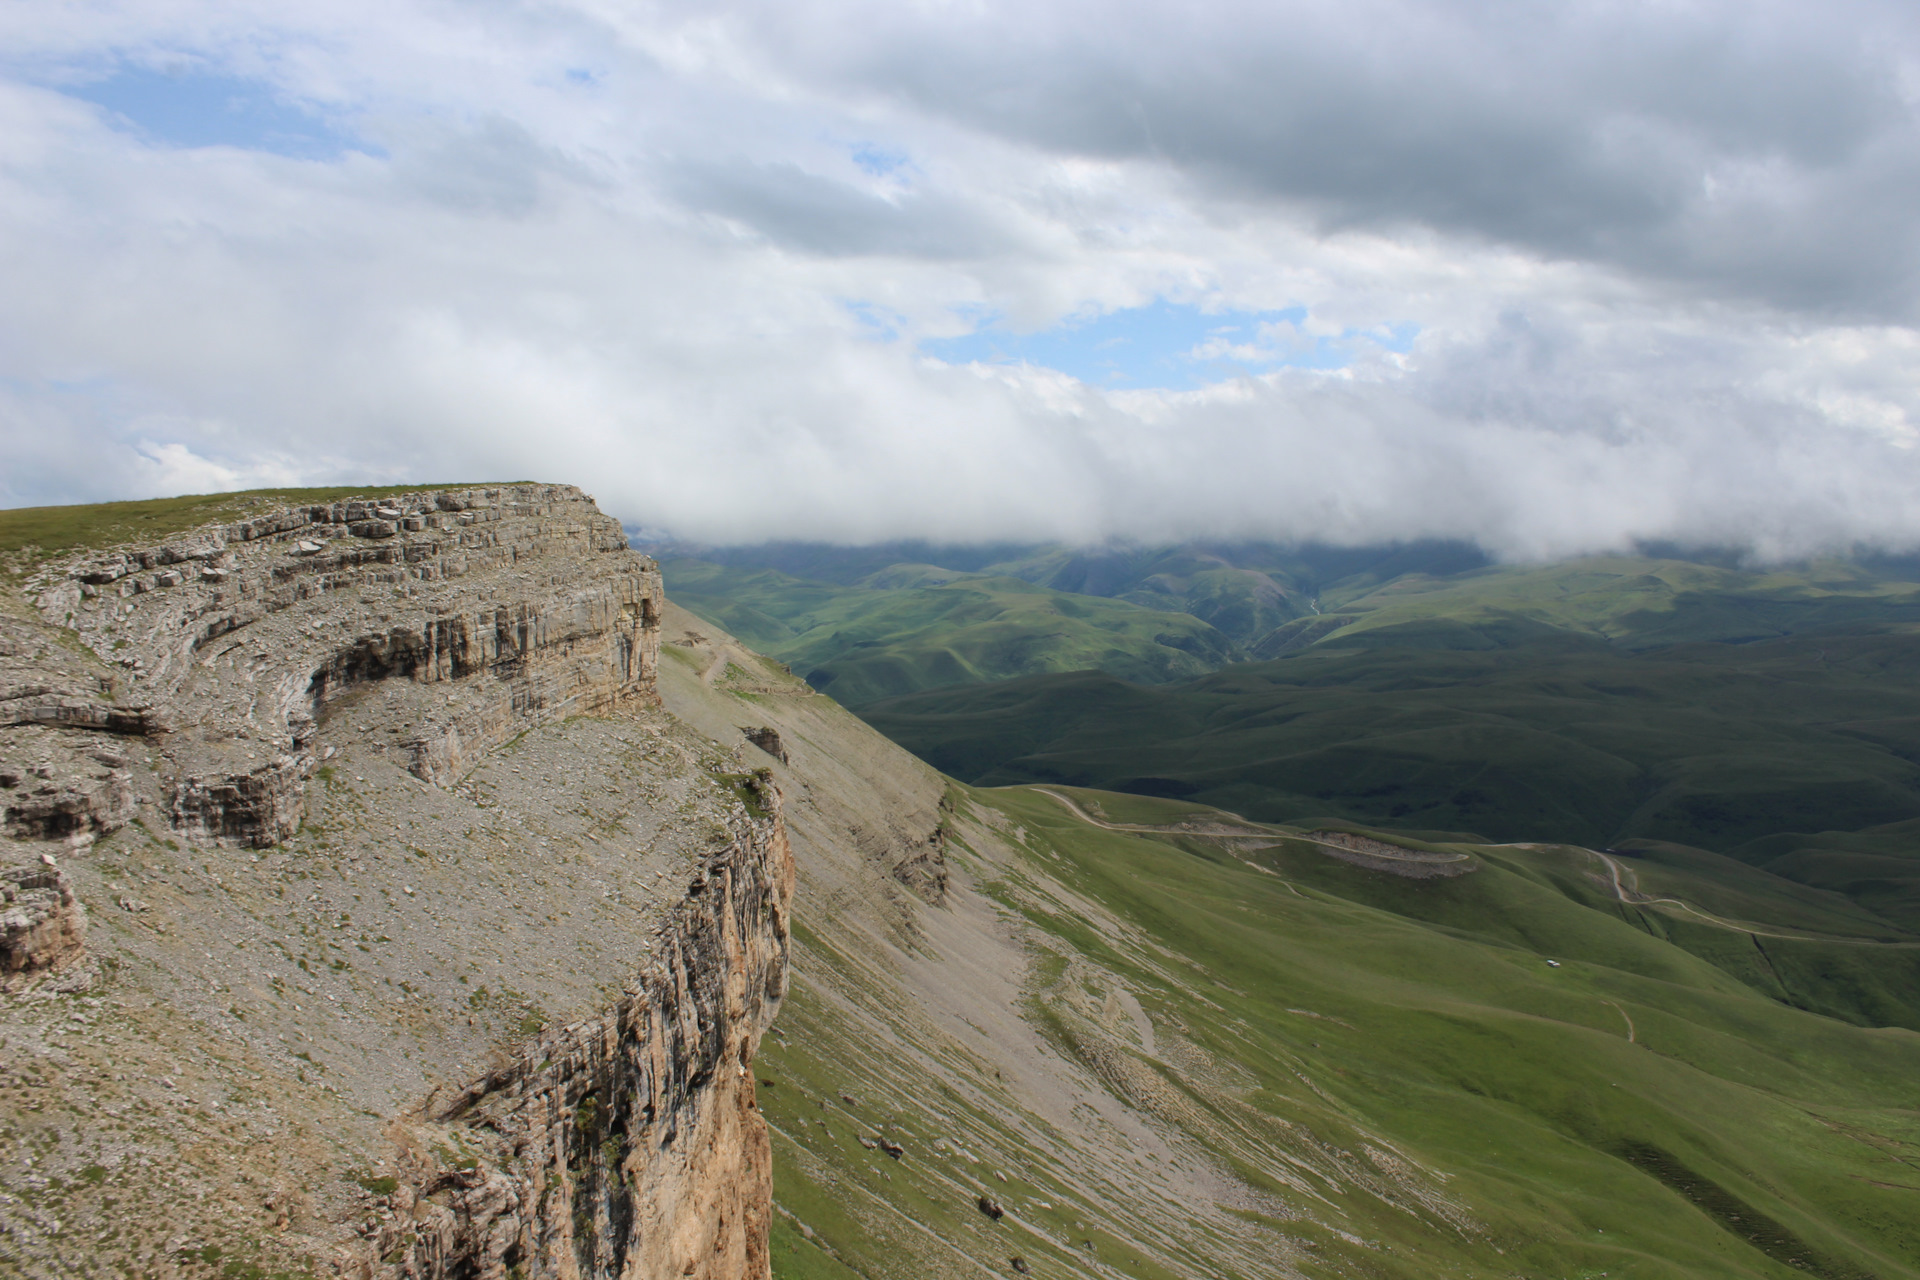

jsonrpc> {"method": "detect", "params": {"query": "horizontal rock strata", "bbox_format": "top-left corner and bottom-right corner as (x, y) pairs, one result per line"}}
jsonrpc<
(0, 857), (87, 992)
(15, 483), (662, 846)
(2, 484), (793, 1280)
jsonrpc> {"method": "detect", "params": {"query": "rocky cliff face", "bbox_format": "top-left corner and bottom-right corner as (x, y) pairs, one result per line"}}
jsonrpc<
(0, 486), (787, 1280)
(0, 857), (87, 993)
(370, 776), (792, 1280)
(11, 483), (660, 847)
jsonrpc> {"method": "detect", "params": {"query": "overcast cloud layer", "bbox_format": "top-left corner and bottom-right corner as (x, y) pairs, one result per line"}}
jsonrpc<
(5, 0), (1920, 559)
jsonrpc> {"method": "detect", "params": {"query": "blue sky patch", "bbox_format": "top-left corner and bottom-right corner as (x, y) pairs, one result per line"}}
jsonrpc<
(63, 65), (362, 159)
(920, 300), (1419, 389)
(845, 300), (908, 341)
(849, 143), (909, 177)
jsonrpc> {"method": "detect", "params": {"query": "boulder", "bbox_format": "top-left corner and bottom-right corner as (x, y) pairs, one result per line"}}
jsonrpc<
(1, 859), (86, 991)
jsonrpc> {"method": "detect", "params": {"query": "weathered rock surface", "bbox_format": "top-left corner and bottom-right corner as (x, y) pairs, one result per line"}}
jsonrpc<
(0, 857), (87, 991)
(15, 483), (662, 847)
(371, 779), (792, 1280)
(0, 486), (788, 1280)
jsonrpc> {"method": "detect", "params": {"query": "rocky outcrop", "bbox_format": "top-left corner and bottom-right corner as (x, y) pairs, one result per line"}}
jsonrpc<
(741, 726), (788, 765)
(1, 857), (87, 991)
(367, 772), (794, 1280)
(1, 484), (791, 1280)
(0, 729), (136, 842)
(16, 484), (662, 847)
(1308, 830), (1477, 878)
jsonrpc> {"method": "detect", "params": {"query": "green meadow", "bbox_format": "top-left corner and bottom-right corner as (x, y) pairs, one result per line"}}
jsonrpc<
(858, 630), (1920, 934)
(762, 783), (1920, 1279)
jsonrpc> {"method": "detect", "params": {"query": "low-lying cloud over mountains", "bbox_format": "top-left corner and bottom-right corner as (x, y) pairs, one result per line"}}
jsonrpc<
(5, 0), (1920, 559)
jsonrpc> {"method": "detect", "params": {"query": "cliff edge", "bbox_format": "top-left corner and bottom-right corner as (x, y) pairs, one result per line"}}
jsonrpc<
(0, 485), (790, 1280)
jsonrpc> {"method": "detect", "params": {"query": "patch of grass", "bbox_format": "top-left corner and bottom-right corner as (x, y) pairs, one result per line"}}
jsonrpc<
(0, 483), (519, 555)
(769, 1214), (868, 1280)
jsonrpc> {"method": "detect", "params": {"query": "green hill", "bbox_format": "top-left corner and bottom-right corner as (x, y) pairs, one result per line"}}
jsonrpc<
(660, 557), (1237, 705)
(648, 611), (1920, 1279)
(858, 628), (1920, 932)
(760, 779), (1920, 1280)
(656, 541), (1920, 712)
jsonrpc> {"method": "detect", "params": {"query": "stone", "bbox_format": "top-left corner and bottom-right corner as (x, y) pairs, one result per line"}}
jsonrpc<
(978, 1195), (1005, 1221)
(1, 861), (86, 991)
(370, 785), (795, 1280)
(742, 726), (788, 764)
(0, 484), (791, 1279)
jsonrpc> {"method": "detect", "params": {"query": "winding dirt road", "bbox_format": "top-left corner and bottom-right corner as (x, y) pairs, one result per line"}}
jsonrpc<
(1031, 788), (1472, 866)
(1587, 848), (1914, 946)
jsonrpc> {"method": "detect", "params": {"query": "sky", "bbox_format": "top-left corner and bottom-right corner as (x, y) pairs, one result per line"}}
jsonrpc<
(4, 0), (1920, 559)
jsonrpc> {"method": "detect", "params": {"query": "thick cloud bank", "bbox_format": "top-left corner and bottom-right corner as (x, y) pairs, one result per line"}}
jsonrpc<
(3, 0), (1920, 559)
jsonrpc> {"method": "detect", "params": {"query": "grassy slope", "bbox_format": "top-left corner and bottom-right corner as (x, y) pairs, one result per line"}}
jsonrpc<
(858, 630), (1920, 932)
(661, 558), (1237, 706)
(1297, 556), (1920, 652)
(762, 783), (1920, 1280)
(651, 601), (1920, 1280)
(655, 540), (1920, 653)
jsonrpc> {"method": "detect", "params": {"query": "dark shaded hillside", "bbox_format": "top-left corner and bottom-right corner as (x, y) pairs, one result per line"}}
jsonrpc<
(859, 628), (1920, 931)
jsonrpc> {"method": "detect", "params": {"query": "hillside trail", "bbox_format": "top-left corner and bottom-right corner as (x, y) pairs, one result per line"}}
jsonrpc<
(1577, 847), (1920, 947)
(699, 645), (748, 687)
(1031, 787), (1472, 865)
(1600, 998), (1637, 1042)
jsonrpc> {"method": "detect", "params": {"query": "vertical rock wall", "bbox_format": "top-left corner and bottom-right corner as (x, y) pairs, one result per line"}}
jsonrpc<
(369, 773), (794, 1280)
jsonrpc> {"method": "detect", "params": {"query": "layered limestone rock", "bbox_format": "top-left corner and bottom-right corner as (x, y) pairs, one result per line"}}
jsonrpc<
(0, 485), (790, 1280)
(13, 483), (662, 846)
(0, 856), (87, 992)
(369, 773), (793, 1280)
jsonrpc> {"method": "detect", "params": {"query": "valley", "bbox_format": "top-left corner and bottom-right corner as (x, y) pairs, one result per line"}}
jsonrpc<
(4, 493), (1919, 1280)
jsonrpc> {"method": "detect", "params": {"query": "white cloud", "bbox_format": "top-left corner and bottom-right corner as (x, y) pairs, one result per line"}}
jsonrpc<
(3, 0), (1920, 560)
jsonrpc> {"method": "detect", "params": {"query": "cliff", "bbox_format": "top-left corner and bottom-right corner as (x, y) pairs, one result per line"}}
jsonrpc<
(370, 778), (792, 1280)
(0, 485), (789, 1280)
(9, 483), (660, 846)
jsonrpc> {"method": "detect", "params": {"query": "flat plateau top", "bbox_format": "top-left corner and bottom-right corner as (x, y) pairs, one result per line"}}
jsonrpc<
(0, 483), (537, 556)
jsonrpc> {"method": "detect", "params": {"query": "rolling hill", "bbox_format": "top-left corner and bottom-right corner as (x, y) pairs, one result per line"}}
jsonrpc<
(659, 558), (1237, 706)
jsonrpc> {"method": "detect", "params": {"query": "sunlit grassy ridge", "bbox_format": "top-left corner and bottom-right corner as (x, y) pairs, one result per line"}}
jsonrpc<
(662, 542), (1920, 707)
